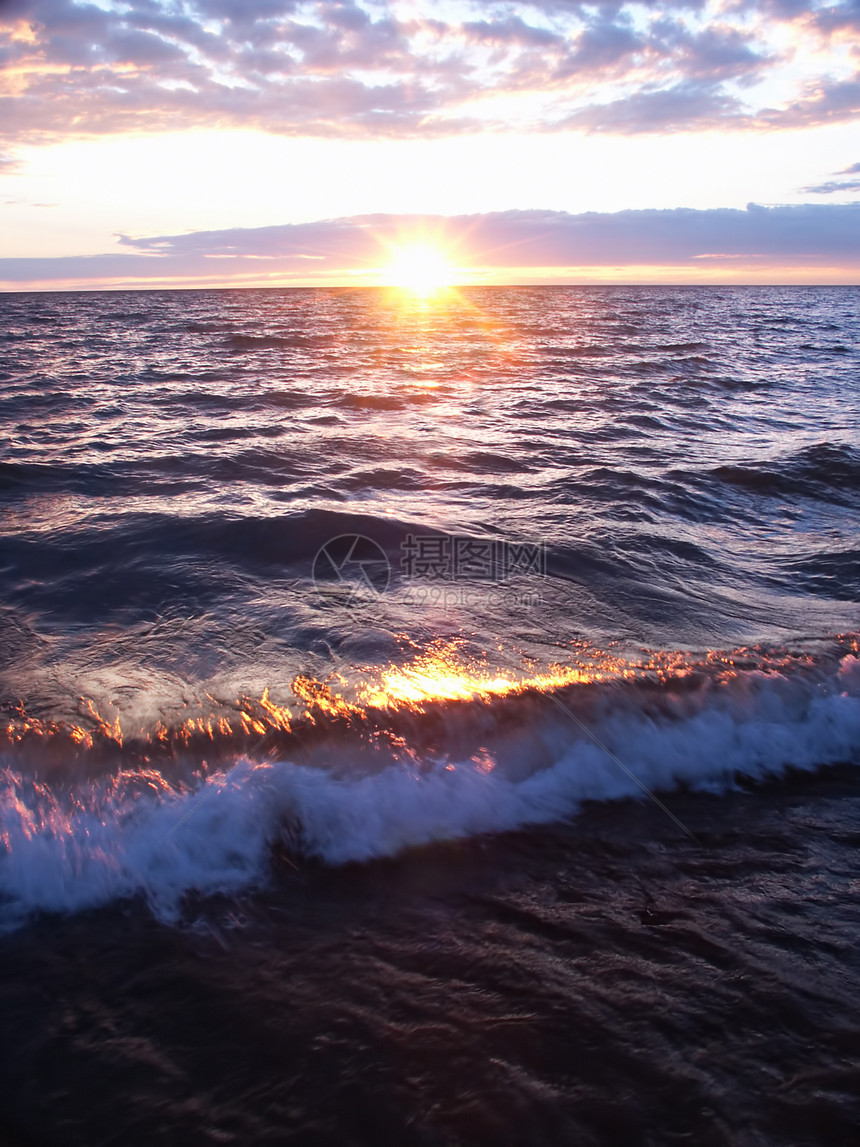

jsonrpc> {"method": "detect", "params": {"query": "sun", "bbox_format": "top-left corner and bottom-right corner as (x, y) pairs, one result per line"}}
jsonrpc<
(386, 244), (454, 296)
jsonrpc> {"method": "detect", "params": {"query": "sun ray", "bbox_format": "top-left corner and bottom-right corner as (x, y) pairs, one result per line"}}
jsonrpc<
(385, 243), (455, 297)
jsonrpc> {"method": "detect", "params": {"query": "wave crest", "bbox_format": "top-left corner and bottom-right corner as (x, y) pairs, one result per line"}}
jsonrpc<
(2, 649), (859, 931)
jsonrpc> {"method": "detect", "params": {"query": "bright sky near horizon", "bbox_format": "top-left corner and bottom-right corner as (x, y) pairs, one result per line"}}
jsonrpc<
(0, 0), (858, 289)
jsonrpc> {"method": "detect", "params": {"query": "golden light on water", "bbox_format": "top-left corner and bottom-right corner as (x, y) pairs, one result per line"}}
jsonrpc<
(355, 646), (612, 709)
(0, 640), (832, 758)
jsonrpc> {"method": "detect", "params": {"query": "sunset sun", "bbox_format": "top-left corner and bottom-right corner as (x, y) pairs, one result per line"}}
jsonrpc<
(386, 244), (455, 296)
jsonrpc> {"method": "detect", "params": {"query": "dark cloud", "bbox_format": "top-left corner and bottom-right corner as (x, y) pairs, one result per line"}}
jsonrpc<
(0, 0), (850, 144)
(2, 203), (857, 286)
(839, 161), (860, 174)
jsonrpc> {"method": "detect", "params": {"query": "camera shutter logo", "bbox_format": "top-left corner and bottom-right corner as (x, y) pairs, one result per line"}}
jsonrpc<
(312, 534), (391, 598)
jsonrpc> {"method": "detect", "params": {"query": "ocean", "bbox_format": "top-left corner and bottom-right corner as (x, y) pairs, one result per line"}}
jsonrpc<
(0, 284), (858, 1145)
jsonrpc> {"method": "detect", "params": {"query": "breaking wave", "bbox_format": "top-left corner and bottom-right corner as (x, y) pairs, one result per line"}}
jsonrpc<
(2, 648), (859, 931)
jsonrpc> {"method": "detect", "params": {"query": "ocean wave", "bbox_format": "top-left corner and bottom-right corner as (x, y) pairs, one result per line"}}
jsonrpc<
(1, 651), (858, 930)
(226, 332), (329, 352)
(783, 549), (860, 599)
(711, 442), (860, 501)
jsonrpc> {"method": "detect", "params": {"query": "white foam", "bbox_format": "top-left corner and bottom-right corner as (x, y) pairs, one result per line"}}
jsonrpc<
(1, 657), (859, 929)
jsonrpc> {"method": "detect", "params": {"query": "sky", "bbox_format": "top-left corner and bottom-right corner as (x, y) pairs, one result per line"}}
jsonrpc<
(0, 0), (858, 289)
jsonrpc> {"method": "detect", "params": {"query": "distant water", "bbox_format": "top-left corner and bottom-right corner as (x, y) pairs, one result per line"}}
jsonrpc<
(0, 286), (858, 1145)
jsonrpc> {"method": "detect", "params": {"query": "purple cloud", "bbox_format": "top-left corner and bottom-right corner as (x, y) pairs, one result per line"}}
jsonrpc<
(553, 19), (645, 79)
(561, 81), (744, 132)
(1, 203), (857, 286)
(462, 16), (566, 49)
(759, 73), (860, 128)
(804, 180), (860, 194)
(802, 158), (860, 193)
(0, 0), (852, 146)
(647, 19), (772, 83)
(813, 0), (860, 32)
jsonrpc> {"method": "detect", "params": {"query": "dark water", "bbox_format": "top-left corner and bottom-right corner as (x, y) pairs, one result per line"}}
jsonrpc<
(0, 285), (858, 1144)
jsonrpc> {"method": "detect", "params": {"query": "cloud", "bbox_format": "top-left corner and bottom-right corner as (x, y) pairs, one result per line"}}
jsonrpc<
(114, 203), (860, 266)
(462, 16), (564, 49)
(813, 0), (860, 33)
(2, 203), (857, 287)
(758, 73), (860, 129)
(728, 0), (859, 30)
(802, 158), (860, 193)
(560, 81), (744, 132)
(647, 18), (772, 83)
(804, 179), (860, 194)
(0, 0), (853, 147)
